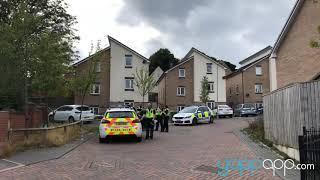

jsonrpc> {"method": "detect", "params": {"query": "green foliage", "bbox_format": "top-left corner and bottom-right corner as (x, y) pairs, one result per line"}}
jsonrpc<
(200, 76), (210, 103)
(311, 25), (320, 48)
(149, 48), (179, 73)
(0, 0), (78, 110)
(133, 68), (157, 103)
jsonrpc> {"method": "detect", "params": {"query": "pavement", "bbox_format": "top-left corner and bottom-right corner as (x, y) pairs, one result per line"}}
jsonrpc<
(0, 118), (285, 179)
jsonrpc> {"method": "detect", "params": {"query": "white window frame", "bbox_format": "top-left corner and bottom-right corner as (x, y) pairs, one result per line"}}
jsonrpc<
(206, 63), (213, 74)
(255, 66), (262, 76)
(125, 55), (133, 68)
(208, 82), (214, 93)
(255, 84), (263, 94)
(125, 78), (134, 90)
(90, 83), (101, 95)
(177, 106), (185, 112)
(179, 68), (185, 78)
(206, 101), (215, 110)
(176, 87), (185, 96)
(90, 107), (99, 114)
(95, 62), (101, 73)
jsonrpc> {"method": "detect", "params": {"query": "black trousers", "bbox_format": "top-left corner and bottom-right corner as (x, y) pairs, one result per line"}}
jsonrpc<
(155, 115), (163, 131)
(145, 118), (154, 139)
(162, 115), (169, 132)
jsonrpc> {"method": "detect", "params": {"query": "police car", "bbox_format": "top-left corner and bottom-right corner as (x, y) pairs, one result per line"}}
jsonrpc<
(172, 106), (215, 125)
(99, 108), (142, 143)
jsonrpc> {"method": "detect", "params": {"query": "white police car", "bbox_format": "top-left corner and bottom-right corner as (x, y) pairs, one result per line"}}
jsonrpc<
(172, 106), (215, 125)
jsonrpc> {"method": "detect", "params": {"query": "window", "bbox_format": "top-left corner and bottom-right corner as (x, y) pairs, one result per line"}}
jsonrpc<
(95, 62), (101, 72)
(125, 55), (133, 68)
(256, 66), (262, 76)
(124, 100), (134, 107)
(206, 63), (213, 74)
(208, 82), (214, 93)
(57, 106), (72, 111)
(176, 86), (185, 96)
(255, 84), (263, 94)
(207, 102), (215, 110)
(179, 68), (185, 78)
(125, 77), (134, 91)
(236, 85), (239, 95)
(90, 107), (99, 114)
(90, 83), (100, 95)
(76, 106), (90, 111)
(177, 105), (185, 112)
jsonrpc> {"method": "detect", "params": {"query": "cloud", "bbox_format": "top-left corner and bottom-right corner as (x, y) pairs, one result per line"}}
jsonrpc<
(116, 0), (296, 65)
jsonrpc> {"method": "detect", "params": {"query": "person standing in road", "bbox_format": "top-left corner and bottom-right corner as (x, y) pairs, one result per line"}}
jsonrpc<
(162, 106), (170, 132)
(155, 107), (162, 131)
(144, 103), (155, 139)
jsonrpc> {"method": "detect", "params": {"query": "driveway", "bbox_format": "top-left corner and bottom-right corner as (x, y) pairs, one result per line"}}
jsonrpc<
(0, 118), (279, 179)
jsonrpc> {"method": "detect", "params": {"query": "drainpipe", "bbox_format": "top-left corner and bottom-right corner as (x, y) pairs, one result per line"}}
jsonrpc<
(216, 65), (219, 105)
(242, 72), (245, 104)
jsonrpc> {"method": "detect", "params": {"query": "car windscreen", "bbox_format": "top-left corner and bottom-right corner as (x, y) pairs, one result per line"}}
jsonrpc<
(107, 111), (134, 118)
(218, 105), (229, 109)
(180, 107), (197, 113)
(243, 104), (255, 109)
(76, 106), (90, 111)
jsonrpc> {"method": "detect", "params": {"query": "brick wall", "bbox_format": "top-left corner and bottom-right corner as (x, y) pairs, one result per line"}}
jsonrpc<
(276, 1), (320, 88)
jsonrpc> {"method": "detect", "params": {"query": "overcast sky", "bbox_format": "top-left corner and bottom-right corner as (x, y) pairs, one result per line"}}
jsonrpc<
(66, 0), (296, 65)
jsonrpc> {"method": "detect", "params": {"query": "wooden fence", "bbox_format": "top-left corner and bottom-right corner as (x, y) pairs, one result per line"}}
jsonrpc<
(264, 80), (320, 149)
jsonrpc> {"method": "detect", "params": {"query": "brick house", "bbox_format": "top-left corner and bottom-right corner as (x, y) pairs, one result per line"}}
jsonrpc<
(224, 46), (271, 108)
(72, 36), (149, 114)
(157, 48), (228, 112)
(269, 0), (320, 91)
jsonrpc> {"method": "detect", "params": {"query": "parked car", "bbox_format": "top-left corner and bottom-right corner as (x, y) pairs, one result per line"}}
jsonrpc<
(172, 106), (214, 125)
(256, 106), (264, 115)
(99, 108), (142, 143)
(234, 104), (257, 117)
(48, 105), (95, 123)
(214, 105), (233, 118)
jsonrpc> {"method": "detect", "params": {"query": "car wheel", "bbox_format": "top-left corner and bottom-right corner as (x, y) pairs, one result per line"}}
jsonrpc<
(137, 137), (142, 142)
(68, 116), (75, 123)
(49, 115), (54, 122)
(192, 118), (198, 126)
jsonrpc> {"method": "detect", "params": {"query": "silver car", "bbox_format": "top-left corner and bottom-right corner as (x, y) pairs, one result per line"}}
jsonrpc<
(48, 105), (95, 123)
(234, 104), (257, 117)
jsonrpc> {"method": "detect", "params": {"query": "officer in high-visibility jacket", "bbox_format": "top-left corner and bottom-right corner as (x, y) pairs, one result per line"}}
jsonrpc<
(155, 107), (162, 131)
(143, 103), (155, 139)
(161, 106), (170, 132)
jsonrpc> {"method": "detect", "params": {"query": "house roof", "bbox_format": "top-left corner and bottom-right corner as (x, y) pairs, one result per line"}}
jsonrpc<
(150, 66), (164, 82)
(239, 46), (272, 65)
(72, 47), (110, 67)
(108, 36), (150, 63)
(223, 53), (270, 79)
(182, 47), (228, 69)
(156, 56), (194, 84)
(271, 0), (305, 56)
(72, 36), (150, 67)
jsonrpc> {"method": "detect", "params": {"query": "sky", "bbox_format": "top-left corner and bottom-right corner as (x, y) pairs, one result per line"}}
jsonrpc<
(66, 0), (296, 65)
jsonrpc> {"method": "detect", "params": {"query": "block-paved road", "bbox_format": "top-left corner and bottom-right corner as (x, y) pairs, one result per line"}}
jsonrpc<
(0, 119), (280, 180)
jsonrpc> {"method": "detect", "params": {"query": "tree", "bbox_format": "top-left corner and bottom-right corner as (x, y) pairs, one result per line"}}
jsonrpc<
(0, 0), (78, 110)
(149, 48), (179, 73)
(70, 42), (101, 123)
(311, 25), (320, 48)
(200, 76), (210, 104)
(133, 68), (157, 105)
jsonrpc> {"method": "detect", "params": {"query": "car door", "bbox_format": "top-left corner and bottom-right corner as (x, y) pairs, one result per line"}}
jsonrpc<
(202, 107), (210, 122)
(62, 106), (73, 121)
(196, 107), (203, 122)
(54, 106), (67, 121)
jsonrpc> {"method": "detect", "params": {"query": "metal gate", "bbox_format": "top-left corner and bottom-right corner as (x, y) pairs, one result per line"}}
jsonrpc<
(299, 127), (320, 180)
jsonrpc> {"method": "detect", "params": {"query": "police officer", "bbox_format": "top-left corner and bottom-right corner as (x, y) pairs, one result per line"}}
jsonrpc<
(162, 106), (170, 132)
(155, 107), (162, 131)
(143, 103), (155, 139)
